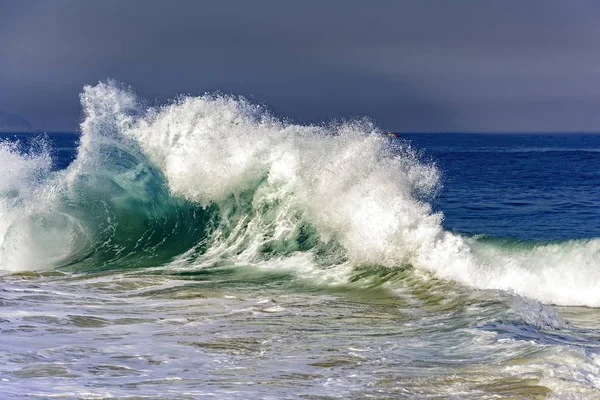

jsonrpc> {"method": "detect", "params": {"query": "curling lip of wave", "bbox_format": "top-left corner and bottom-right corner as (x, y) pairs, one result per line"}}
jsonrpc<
(0, 80), (599, 307)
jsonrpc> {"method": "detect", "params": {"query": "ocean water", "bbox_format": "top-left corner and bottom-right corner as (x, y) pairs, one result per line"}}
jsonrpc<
(0, 82), (599, 399)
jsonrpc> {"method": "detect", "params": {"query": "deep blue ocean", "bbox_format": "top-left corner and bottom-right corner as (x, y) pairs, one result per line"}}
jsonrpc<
(408, 133), (600, 241)
(1, 84), (599, 398)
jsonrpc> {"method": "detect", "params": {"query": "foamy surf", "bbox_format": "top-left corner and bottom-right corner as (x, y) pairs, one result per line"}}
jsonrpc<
(0, 81), (599, 308)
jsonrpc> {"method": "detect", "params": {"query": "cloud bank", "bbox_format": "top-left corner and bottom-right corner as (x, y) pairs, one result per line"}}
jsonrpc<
(2, 0), (600, 132)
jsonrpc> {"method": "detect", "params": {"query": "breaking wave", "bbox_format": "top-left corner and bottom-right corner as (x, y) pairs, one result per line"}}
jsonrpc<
(1, 81), (599, 307)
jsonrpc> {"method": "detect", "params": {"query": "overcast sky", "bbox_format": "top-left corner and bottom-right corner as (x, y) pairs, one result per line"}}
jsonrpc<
(2, 0), (600, 132)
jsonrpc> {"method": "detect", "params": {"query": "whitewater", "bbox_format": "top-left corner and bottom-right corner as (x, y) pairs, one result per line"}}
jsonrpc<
(0, 81), (599, 398)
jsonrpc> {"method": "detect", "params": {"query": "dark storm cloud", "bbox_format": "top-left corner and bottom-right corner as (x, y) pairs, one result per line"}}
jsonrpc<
(1, 0), (600, 131)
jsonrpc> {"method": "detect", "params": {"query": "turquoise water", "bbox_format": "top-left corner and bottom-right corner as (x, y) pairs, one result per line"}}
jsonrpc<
(0, 82), (599, 398)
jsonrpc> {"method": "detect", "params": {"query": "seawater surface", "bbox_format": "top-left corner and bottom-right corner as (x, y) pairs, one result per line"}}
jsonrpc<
(0, 82), (599, 399)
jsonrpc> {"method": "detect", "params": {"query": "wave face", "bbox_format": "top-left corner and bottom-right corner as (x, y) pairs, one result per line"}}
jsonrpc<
(1, 81), (599, 306)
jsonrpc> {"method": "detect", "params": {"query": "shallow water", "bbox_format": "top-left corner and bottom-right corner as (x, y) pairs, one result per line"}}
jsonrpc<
(2, 267), (600, 399)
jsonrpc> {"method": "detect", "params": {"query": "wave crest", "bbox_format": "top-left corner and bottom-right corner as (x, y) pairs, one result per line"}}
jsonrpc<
(1, 81), (599, 307)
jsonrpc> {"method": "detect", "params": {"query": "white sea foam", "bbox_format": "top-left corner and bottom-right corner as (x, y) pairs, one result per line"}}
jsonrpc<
(1, 81), (600, 307)
(0, 140), (69, 271)
(114, 81), (600, 307)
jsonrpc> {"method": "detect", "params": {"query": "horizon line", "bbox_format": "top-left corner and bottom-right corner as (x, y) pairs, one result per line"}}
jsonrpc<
(2, 130), (600, 135)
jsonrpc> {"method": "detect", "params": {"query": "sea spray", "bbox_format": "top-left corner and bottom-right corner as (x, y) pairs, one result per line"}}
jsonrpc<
(0, 81), (599, 307)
